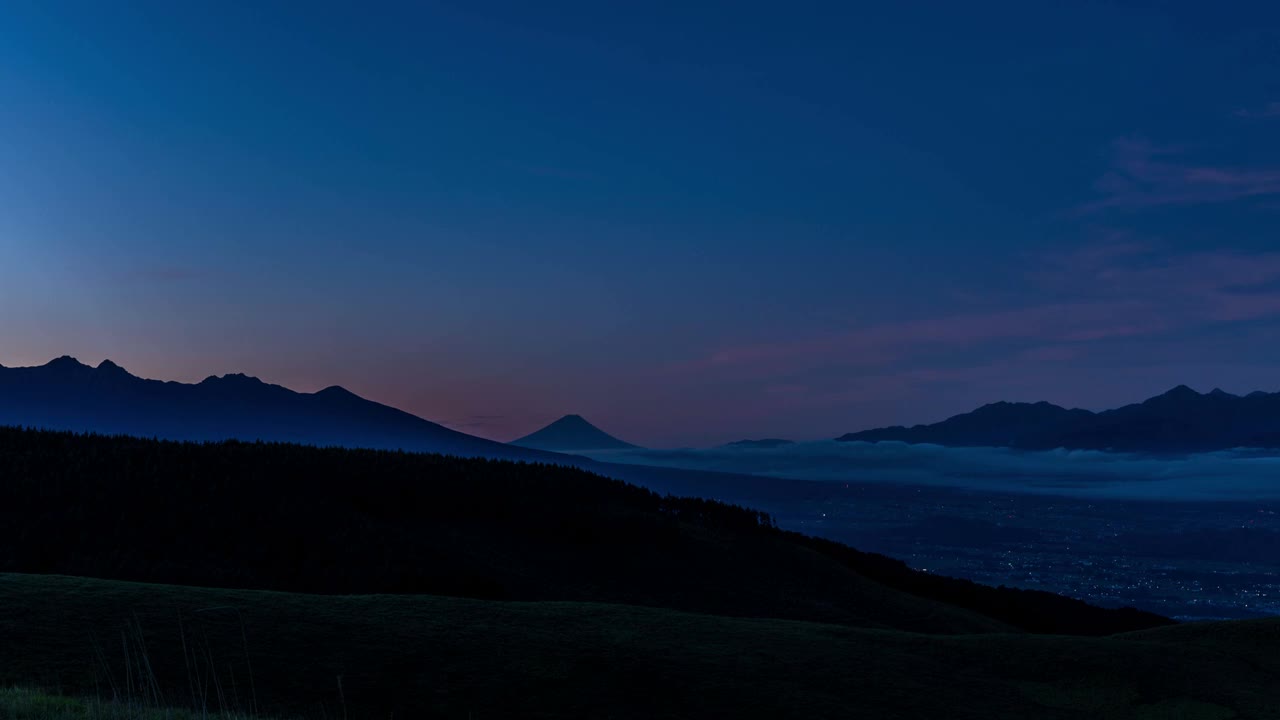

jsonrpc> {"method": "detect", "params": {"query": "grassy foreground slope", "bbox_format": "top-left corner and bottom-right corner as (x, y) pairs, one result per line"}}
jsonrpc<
(0, 687), (271, 720)
(0, 427), (1165, 636)
(0, 574), (1274, 720)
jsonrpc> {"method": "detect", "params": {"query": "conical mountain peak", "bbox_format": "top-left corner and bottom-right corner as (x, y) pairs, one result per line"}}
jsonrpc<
(315, 385), (359, 400)
(512, 414), (638, 452)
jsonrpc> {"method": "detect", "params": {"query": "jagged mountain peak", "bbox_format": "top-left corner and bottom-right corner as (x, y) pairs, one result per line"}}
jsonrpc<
(96, 359), (133, 376)
(1154, 384), (1200, 400)
(44, 355), (88, 370)
(200, 372), (264, 386)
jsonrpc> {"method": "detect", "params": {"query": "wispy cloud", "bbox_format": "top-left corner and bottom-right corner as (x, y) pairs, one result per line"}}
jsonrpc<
(1234, 101), (1280, 119)
(674, 244), (1280, 386)
(1080, 137), (1280, 212)
(676, 300), (1169, 380)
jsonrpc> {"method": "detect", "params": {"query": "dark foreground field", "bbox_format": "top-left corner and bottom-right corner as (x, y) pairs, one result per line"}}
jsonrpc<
(0, 428), (1269, 718)
(2, 574), (1278, 719)
(0, 686), (269, 719)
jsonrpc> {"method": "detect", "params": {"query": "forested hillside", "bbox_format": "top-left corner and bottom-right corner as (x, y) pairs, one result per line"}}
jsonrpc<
(0, 426), (1167, 635)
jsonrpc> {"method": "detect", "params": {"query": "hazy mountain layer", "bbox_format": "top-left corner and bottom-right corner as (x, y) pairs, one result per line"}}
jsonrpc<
(840, 386), (1280, 452)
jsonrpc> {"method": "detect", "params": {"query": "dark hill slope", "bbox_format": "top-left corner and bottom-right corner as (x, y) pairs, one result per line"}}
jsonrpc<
(512, 414), (638, 451)
(0, 574), (1271, 719)
(0, 427), (1168, 635)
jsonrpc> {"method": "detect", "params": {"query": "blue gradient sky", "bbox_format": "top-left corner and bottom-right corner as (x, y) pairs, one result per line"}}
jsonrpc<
(3, 1), (1280, 446)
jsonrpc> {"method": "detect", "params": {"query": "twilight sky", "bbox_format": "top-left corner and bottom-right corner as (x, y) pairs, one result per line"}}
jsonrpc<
(3, 1), (1280, 446)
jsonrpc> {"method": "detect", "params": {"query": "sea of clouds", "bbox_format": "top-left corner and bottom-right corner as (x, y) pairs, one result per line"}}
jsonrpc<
(586, 441), (1280, 501)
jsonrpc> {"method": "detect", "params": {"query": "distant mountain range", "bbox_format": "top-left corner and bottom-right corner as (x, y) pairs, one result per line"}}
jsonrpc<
(0, 356), (560, 462)
(15, 357), (1280, 458)
(839, 385), (1280, 452)
(725, 439), (795, 449)
(512, 414), (638, 452)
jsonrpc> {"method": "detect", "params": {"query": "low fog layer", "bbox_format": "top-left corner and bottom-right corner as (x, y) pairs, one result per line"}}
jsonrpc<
(586, 441), (1280, 501)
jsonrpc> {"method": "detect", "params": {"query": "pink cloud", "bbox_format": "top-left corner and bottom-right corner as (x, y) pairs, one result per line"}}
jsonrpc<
(674, 300), (1171, 382)
(674, 247), (1280, 385)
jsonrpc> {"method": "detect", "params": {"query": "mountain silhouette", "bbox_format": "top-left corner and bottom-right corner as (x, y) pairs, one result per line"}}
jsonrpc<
(0, 356), (561, 462)
(512, 414), (638, 451)
(0, 357), (893, 509)
(838, 386), (1280, 452)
